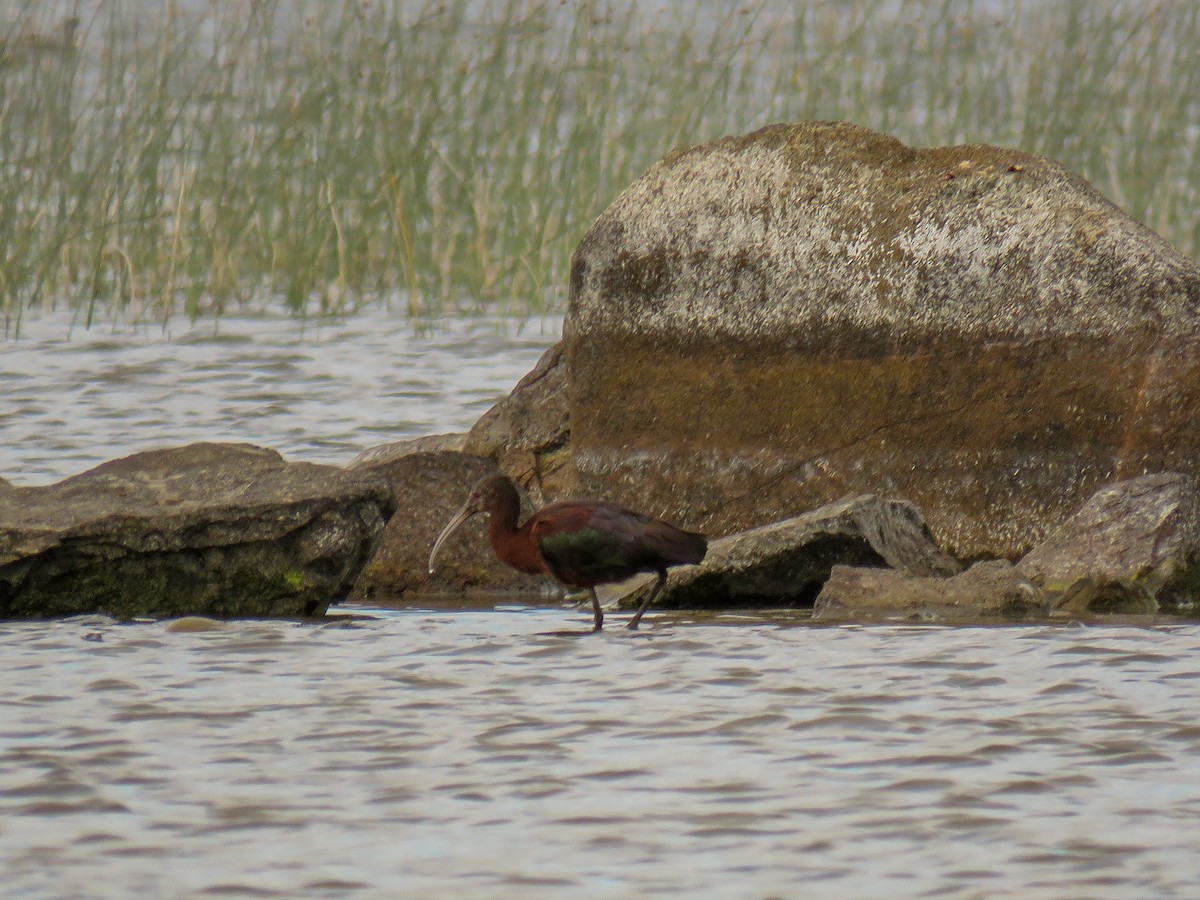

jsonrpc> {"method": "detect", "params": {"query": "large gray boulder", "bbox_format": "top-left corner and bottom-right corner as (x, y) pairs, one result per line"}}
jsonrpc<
(614, 494), (959, 614)
(0, 443), (394, 619)
(566, 121), (1200, 560)
(1017, 472), (1200, 614)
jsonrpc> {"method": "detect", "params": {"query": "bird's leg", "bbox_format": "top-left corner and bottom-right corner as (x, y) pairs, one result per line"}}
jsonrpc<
(627, 570), (666, 630)
(590, 587), (604, 631)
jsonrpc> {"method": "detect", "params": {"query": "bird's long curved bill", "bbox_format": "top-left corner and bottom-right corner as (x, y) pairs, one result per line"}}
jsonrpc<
(427, 502), (476, 574)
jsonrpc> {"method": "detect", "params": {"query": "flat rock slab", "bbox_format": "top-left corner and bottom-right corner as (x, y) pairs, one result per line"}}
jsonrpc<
(1018, 472), (1200, 614)
(614, 494), (959, 612)
(813, 560), (1048, 621)
(567, 121), (1200, 559)
(0, 443), (394, 619)
(351, 451), (546, 600)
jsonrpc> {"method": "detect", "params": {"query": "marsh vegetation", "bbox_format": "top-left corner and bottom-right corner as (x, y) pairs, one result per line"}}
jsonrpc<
(1, 0), (1197, 329)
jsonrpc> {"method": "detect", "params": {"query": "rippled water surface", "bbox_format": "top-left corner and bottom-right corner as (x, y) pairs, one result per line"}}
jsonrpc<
(3, 611), (1200, 898)
(1, 308), (559, 485)
(4, 312), (1200, 897)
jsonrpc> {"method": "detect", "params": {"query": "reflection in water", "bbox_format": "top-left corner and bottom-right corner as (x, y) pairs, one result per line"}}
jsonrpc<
(2, 610), (1199, 897)
(0, 309), (560, 485)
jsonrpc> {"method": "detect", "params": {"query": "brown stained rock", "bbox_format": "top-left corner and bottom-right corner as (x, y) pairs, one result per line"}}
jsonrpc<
(812, 560), (1048, 621)
(0, 443), (394, 619)
(463, 341), (572, 506)
(349, 433), (467, 468)
(165, 616), (231, 633)
(1017, 472), (1200, 614)
(566, 121), (1200, 559)
(350, 451), (546, 600)
(613, 494), (959, 613)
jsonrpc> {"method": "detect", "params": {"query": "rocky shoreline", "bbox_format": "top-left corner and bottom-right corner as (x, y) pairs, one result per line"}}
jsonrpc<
(4, 121), (1200, 622)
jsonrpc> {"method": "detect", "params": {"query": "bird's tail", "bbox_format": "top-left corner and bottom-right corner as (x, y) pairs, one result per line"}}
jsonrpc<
(658, 525), (707, 566)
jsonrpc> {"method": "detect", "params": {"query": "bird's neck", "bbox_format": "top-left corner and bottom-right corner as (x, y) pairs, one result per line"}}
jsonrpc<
(486, 500), (521, 544)
(487, 497), (543, 575)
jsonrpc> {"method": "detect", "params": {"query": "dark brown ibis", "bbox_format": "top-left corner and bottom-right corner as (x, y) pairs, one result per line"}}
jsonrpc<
(427, 474), (707, 631)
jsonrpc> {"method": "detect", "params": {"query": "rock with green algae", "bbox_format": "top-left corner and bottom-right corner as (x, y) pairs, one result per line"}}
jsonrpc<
(0, 443), (394, 620)
(1017, 472), (1200, 615)
(566, 120), (1200, 560)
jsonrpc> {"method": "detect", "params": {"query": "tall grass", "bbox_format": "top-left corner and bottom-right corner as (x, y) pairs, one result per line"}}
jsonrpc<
(1, 0), (1198, 330)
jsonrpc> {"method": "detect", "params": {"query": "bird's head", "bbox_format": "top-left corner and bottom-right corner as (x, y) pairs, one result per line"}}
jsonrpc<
(426, 475), (519, 574)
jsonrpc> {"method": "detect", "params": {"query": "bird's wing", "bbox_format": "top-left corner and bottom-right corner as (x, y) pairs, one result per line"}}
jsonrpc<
(532, 501), (649, 548)
(530, 502), (659, 586)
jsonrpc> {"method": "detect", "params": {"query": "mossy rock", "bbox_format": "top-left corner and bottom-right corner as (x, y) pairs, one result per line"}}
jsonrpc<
(0, 443), (394, 619)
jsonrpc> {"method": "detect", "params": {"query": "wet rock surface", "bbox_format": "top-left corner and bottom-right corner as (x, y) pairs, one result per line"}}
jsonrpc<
(350, 451), (546, 600)
(1017, 472), (1200, 615)
(614, 494), (959, 613)
(813, 560), (1048, 621)
(464, 341), (571, 506)
(349, 433), (467, 468)
(0, 443), (394, 619)
(566, 121), (1200, 560)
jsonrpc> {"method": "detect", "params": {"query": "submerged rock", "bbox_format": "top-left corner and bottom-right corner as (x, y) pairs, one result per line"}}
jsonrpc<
(813, 560), (1047, 621)
(1017, 472), (1200, 614)
(566, 120), (1200, 560)
(349, 451), (545, 600)
(615, 494), (959, 613)
(165, 615), (231, 633)
(0, 443), (394, 620)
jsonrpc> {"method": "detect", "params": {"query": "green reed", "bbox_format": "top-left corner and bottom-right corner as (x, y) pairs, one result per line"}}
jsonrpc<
(0, 0), (1197, 328)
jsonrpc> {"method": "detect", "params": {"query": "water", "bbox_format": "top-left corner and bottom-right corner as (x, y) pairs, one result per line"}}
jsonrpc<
(0, 308), (559, 485)
(4, 312), (1200, 896)
(2, 610), (1199, 898)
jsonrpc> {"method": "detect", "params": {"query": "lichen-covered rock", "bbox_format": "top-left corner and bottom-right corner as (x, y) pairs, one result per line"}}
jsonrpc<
(567, 121), (1200, 559)
(0, 443), (394, 619)
(350, 451), (546, 600)
(463, 342), (571, 507)
(813, 560), (1048, 621)
(614, 494), (959, 613)
(1017, 472), (1200, 614)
